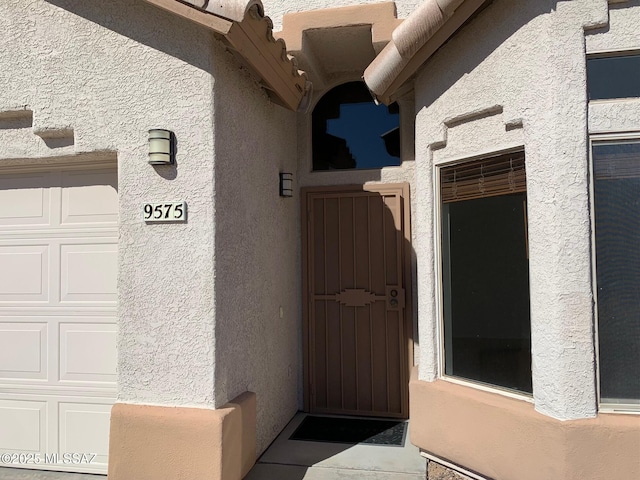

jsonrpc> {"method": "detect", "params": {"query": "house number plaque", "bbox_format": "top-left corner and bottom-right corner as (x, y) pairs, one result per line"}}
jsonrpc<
(143, 201), (187, 222)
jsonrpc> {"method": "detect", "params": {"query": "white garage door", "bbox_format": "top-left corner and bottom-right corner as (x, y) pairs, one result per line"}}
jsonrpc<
(0, 164), (117, 474)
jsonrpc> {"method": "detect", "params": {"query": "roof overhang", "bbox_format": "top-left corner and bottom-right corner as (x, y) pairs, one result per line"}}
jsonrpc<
(142, 0), (311, 112)
(364, 0), (490, 105)
(276, 3), (402, 93)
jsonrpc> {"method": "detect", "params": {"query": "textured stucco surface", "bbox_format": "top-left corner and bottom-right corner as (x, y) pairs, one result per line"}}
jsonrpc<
(264, 0), (421, 31)
(212, 42), (300, 454)
(108, 393), (256, 480)
(586, 0), (640, 133)
(411, 0), (636, 420)
(410, 373), (640, 480)
(4, 0), (637, 466)
(0, 0), (218, 407)
(2, 0), (302, 457)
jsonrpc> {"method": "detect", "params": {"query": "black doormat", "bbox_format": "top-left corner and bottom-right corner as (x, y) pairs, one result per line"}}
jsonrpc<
(290, 416), (407, 446)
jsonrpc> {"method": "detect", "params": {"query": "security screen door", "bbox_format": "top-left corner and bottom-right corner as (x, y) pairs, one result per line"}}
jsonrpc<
(303, 184), (411, 419)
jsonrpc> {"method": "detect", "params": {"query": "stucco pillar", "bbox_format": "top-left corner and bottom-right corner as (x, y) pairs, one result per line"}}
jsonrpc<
(525, 8), (598, 421)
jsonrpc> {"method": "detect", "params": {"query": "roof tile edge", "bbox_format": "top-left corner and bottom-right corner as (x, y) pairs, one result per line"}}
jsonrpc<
(363, 0), (486, 105)
(142, 0), (311, 112)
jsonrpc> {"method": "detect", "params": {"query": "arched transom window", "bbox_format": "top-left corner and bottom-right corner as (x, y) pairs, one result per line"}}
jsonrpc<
(312, 81), (401, 170)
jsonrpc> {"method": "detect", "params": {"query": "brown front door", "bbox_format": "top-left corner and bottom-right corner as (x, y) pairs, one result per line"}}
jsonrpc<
(302, 184), (412, 419)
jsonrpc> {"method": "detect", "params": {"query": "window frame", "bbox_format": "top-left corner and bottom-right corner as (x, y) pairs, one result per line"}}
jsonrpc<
(433, 146), (534, 402)
(589, 132), (640, 414)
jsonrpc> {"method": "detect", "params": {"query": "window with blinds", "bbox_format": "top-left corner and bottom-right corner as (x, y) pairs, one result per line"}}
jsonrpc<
(439, 150), (532, 394)
(441, 151), (526, 203)
(592, 140), (640, 408)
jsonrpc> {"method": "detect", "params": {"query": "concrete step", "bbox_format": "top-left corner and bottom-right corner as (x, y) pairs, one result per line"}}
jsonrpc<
(245, 463), (425, 480)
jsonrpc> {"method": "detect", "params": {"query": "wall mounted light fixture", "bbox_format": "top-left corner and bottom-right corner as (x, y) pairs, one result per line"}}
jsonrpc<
(148, 129), (174, 165)
(279, 172), (293, 197)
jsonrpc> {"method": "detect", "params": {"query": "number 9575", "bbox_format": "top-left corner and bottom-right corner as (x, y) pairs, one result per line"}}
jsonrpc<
(143, 202), (186, 222)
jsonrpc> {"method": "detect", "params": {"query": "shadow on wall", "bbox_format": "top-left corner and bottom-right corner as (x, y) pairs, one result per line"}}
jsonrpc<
(210, 29), (302, 455)
(611, 0), (640, 10)
(46, 0), (212, 72)
(416, 0), (561, 109)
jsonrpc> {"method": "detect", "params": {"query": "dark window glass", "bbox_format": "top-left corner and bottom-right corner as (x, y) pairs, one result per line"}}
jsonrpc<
(441, 155), (531, 394)
(587, 54), (640, 100)
(593, 141), (640, 405)
(312, 82), (400, 170)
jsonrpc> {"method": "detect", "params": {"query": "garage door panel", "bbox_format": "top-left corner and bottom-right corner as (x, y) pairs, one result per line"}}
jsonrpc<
(0, 165), (116, 474)
(60, 243), (117, 303)
(59, 323), (116, 384)
(59, 401), (110, 468)
(61, 170), (118, 226)
(0, 173), (51, 227)
(0, 399), (47, 453)
(0, 245), (49, 302)
(0, 322), (47, 380)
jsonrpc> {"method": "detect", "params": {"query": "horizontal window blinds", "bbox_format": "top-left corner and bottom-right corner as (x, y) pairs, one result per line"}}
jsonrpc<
(441, 151), (526, 203)
(593, 142), (640, 179)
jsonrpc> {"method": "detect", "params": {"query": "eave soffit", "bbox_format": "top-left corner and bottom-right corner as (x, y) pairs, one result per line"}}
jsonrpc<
(276, 2), (402, 95)
(141, 0), (312, 112)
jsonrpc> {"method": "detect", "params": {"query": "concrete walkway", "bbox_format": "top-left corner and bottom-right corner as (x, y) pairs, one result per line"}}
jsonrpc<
(244, 413), (427, 480)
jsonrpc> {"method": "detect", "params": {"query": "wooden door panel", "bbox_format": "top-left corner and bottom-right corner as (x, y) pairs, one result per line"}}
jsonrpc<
(304, 185), (411, 418)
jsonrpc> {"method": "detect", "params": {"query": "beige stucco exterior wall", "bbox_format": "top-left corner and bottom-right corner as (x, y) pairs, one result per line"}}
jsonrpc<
(109, 392), (256, 480)
(264, 0), (421, 31)
(410, 370), (640, 480)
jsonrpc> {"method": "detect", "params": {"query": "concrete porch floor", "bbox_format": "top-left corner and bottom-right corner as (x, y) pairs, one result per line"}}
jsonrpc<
(244, 413), (427, 480)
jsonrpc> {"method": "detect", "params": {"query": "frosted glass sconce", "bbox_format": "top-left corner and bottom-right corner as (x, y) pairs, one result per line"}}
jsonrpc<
(148, 129), (174, 165)
(279, 172), (293, 197)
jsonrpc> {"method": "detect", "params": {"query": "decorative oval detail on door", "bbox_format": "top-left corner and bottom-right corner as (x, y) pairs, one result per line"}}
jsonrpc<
(334, 289), (379, 307)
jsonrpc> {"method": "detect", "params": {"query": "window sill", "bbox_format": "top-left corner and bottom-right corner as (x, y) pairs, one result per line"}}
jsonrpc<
(598, 405), (640, 415)
(439, 375), (534, 404)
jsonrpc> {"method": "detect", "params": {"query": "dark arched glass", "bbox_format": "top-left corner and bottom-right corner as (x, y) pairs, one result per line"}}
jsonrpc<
(312, 82), (401, 170)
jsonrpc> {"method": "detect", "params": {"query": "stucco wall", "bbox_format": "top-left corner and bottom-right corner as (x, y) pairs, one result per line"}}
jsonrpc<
(2, 0), (303, 455)
(0, 0), (219, 407)
(212, 43), (300, 454)
(412, 0), (630, 421)
(586, 0), (640, 134)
